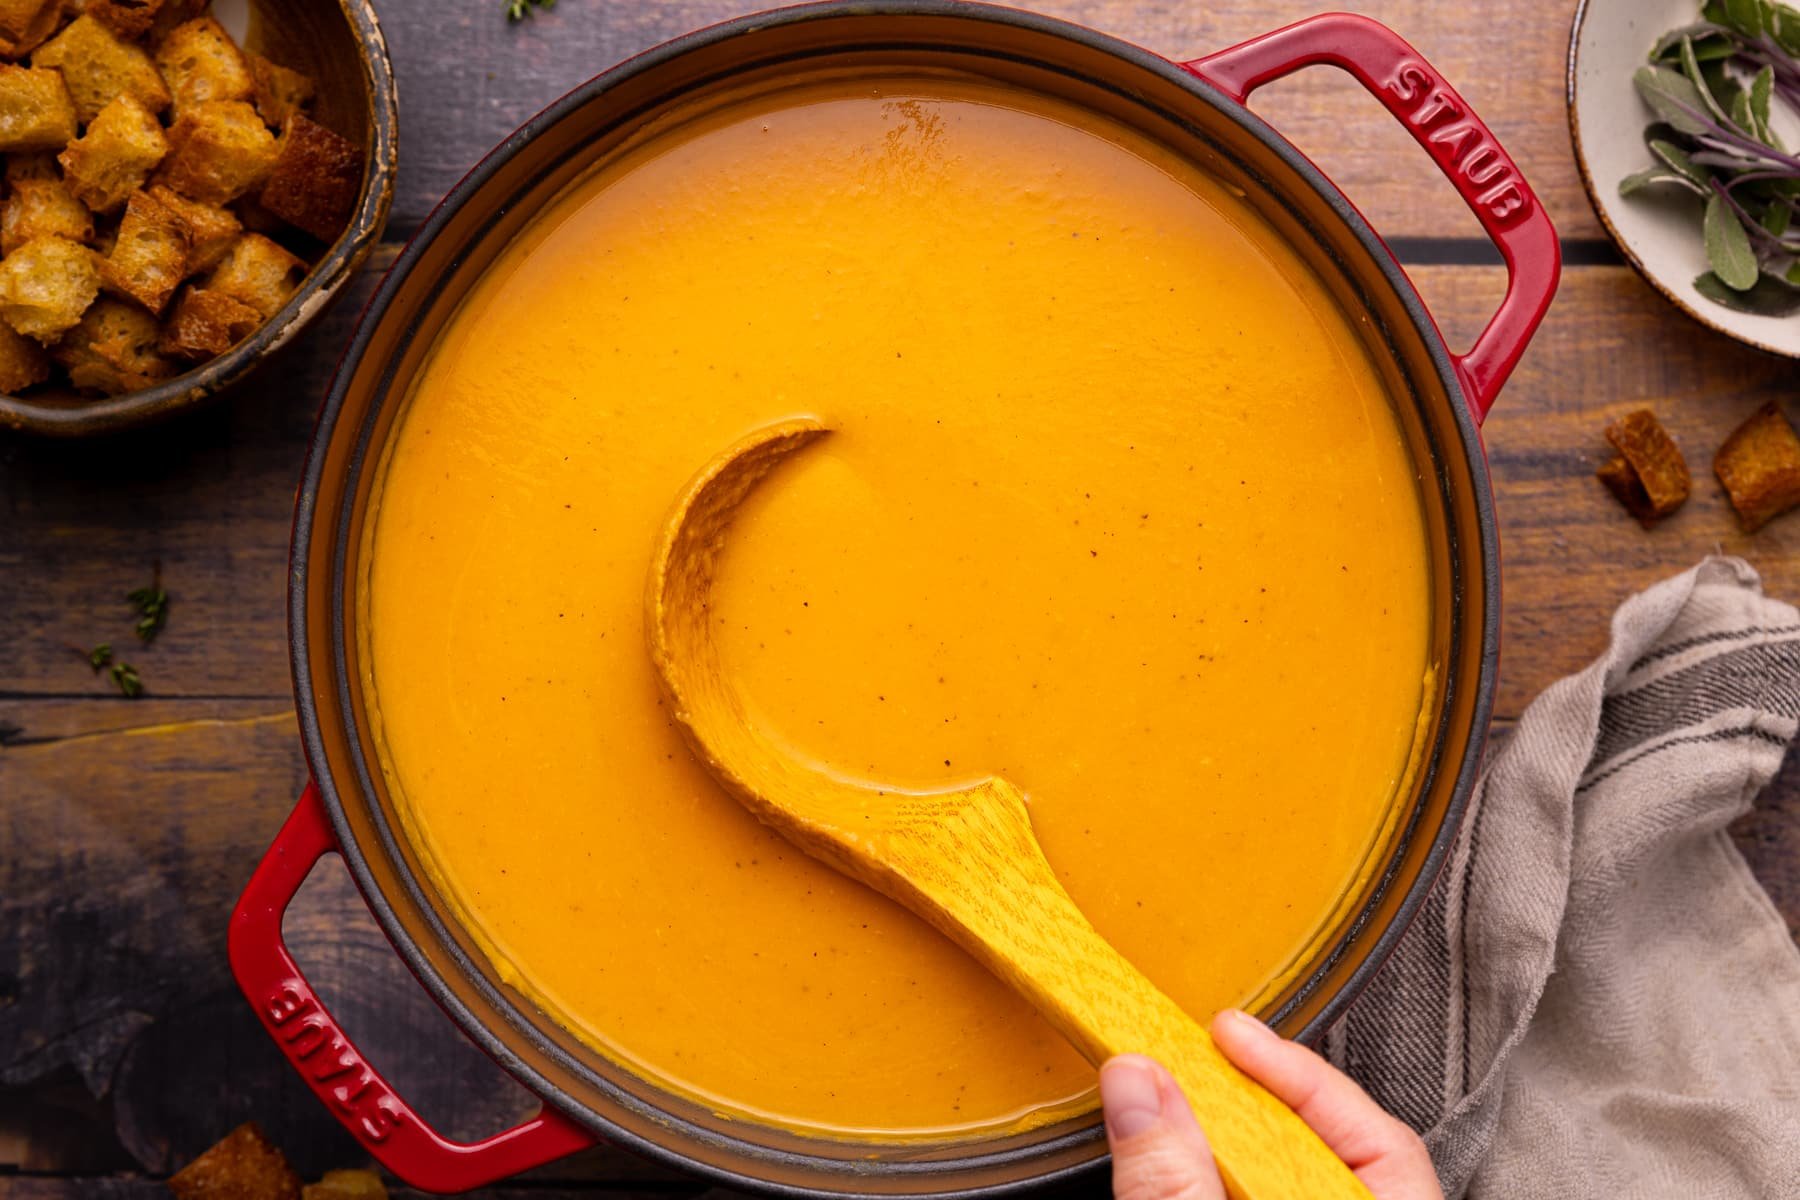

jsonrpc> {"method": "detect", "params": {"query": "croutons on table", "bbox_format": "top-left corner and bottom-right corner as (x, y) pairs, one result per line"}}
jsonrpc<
(1597, 408), (1690, 528)
(1715, 402), (1800, 532)
(166, 1122), (302, 1200)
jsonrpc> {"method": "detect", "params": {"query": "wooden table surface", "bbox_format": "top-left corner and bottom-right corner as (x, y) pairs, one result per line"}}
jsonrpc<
(4, 1), (1799, 1196)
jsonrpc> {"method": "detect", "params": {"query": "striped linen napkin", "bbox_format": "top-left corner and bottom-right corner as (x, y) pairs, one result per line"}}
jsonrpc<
(1330, 557), (1800, 1199)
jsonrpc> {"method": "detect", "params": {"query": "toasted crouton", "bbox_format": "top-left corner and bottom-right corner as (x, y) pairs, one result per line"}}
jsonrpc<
(166, 1123), (301, 1200)
(259, 114), (360, 241)
(0, 313), (49, 389)
(0, 0), (56, 58)
(0, 0), (56, 59)
(87, 0), (166, 41)
(146, 0), (210, 45)
(0, 236), (100, 341)
(58, 94), (169, 213)
(154, 17), (253, 117)
(32, 15), (172, 124)
(159, 283), (258, 358)
(0, 65), (75, 152)
(156, 99), (276, 205)
(303, 1168), (387, 1200)
(206, 231), (303, 317)
(2, 177), (92, 254)
(54, 296), (173, 393)
(1714, 402), (1800, 532)
(101, 189), (188, 313)
(148, 184), (238, 273)
(1598, 409), (1689, 526)
(247, 52), (314, 128)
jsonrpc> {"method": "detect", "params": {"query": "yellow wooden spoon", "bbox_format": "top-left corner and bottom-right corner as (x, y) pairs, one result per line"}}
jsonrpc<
(644, 418), (1371, 1200)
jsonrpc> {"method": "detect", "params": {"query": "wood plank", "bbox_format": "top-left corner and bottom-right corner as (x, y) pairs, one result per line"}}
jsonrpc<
(372, 0), (1604, 242)
(0, 698), (691, 1184)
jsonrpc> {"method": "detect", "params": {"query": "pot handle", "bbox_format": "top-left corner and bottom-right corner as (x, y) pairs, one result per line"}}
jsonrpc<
(229, 783), (596, 1193)
(1182, 12), (1559, 424)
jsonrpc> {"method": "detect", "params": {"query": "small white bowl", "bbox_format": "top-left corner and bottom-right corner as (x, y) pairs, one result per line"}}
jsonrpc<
(1569, 0), (1800, 357)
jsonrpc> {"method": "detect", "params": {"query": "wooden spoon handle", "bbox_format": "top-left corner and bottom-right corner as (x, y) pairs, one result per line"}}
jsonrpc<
(876, 783), (1372, 1200)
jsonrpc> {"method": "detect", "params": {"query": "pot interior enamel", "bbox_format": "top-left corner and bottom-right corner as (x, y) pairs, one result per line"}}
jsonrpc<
(292, 4), (1495, 1194)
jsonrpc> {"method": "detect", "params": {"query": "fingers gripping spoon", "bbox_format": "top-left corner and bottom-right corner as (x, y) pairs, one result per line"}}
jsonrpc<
(644, 418), (1370, 1200)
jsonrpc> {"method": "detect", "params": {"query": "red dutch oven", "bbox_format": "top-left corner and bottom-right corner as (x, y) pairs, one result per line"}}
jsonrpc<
(231, 4), (1559, 1194)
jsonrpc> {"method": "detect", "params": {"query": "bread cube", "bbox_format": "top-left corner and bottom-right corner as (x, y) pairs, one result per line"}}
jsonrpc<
(0, 312), (49, 390)
(259, 114), (360, 241)
(2, 177), (93, 254)
(0, 236), (100, 341)
(156, 99), (277, 205)
(87, 0), (166, 41)
(0, 65), (75, 152)
(154, 17), (253, 117)
(146, 0), (208, 43)
(1714, 402), (1800, 531)
(0, 0), (57, 59)
(1597, 409), (1689, 527)
(206, 232), (304, 317)
(58, 94), (169, 213)
(101, 189), (189, 314)
(56, 297), (175, 393)
(248, 52), (315, 128)
(33, 15), (172, 124)
(160, 283), (259, 358)
(303, 1168), (387, 1200)
(167, 1124), (300, 1200)
(148, 184), (239, 273)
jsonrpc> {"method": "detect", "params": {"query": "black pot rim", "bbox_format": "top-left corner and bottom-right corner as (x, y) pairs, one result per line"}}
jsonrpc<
(288, 3), (1500, 1195)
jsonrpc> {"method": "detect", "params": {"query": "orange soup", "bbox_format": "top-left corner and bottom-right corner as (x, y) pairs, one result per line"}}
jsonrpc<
(359, 74), (1431, 1140)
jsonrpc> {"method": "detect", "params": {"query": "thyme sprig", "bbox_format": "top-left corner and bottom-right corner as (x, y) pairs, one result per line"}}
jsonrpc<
(74, 643), (143, 698)
(505, 0), (555, 21)
(1626, 0), (1800, 314)
(128, 578), (168, 643)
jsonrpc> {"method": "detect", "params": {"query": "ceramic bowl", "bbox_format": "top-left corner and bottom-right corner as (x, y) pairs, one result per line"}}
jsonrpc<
(0, 0), (399, 437)
(1570, 0), (1800, 357)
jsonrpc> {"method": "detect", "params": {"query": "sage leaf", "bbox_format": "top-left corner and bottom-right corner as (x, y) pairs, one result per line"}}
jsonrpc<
(1633, 65), (1713, 136)
(1650, 138), (1711, 186)
(1733, 86), (1758, 135)
(1682, 37), (1733, 122)
(1753, 64), (1776, 131)
(1724, 0), (1769, 37)
(1695, 270), (1800, 313)
(1652, 21), (1734, 60)
(1776, 3), (1800, 54)
(1705, 191), (1762, 289)
(1619, 166), (1709, 197)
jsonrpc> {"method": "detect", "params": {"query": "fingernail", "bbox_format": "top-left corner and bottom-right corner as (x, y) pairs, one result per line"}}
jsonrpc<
(1219, 1008), (1275, 1040)
(1100, 1058), (1163, 1141)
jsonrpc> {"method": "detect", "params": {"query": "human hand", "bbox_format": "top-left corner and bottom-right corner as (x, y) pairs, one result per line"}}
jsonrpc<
(1098, 1009), (1443, 1200)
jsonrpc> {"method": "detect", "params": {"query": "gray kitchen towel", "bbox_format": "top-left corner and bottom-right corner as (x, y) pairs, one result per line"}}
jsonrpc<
(1329, 556), (1800, 1199)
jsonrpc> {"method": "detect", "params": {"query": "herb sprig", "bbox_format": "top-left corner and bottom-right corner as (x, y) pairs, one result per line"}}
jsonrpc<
(1626, 0), (1800, 314)
(128, 578), (168, 643)
(505, 0), (555, 20)
(77, 643), (143, 698)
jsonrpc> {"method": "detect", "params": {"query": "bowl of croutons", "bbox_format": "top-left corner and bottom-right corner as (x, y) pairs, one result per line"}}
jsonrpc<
(0, 0), (396, 436)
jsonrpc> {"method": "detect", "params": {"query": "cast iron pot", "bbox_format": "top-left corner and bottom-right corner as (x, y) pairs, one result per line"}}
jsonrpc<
(231, 4), (1559, 1194)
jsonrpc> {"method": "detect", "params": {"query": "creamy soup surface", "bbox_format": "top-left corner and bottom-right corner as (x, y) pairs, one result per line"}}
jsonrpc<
(361, 73), (1433, 1140)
